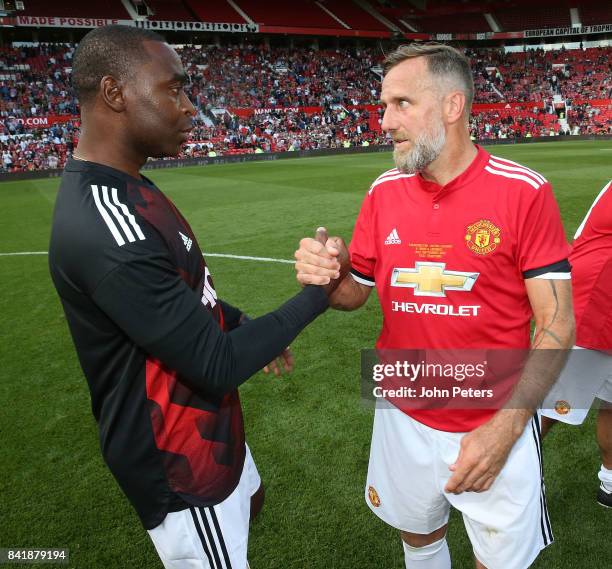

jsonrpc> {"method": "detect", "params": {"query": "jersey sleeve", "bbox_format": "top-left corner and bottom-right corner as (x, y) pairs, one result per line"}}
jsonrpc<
(349, 192), (377, 286)
(516, 182), (571, 276)
(219, 300), (244, 330)
(90, 242), (328, 397)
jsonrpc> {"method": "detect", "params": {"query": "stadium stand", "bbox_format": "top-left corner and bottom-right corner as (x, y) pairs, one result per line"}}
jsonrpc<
(372, 6), (414, 31)
(319, 1), (390, 31)
(494, 6), (571, 31)
(469, 108), (560, 139)
(469, 47), (611, 103)
(414, 13), (490, 33)
(19, 0), (130, 19)
(234, 0), (339, 28)
(567, 104), (612, 135)
(13, 0), (612, 32)
(0, 40), (610, 172)
(185, 105), (385, 156)
(370, 0), (611, 34)
(178, 44), (381, 108)
(185, 0), (246, 24)
(579, 1), (612, 26)
(147, 0), (197, 22)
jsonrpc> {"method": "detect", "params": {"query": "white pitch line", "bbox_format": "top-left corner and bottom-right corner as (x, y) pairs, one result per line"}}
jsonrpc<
(0, 251), (48, 256)
(0, 250), (295, 264)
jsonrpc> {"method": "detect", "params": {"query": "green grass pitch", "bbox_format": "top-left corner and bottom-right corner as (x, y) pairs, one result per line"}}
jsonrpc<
(1, 140), (611, 568)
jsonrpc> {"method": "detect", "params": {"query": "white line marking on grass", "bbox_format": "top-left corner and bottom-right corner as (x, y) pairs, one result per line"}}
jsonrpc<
(0, 251), (48, 256)
(0, 250), (295, 264)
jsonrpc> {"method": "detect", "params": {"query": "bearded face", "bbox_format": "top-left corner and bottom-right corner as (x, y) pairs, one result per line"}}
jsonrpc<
(380, 57), (454, 175)
(392, 112), (446, 174)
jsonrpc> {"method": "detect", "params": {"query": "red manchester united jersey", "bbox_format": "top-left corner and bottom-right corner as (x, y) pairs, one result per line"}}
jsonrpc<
(350, 146), (570, 432)
(571, 180), (612, 351)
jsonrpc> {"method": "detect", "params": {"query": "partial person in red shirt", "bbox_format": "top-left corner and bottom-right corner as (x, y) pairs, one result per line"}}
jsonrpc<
(541, 180), (612, 508)
(295, 43), (575, 569)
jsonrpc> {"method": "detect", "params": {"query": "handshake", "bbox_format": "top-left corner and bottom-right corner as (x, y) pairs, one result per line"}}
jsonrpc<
(294, 227), (351, 297)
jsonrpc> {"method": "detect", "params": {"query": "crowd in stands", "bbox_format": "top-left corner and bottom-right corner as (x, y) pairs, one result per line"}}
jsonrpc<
(468, 46), (611, 103)
(567, 103), (612, 136)
(469, 109), (559, 139)
(184, 105), (385, 157)
(178, 44), (381, 110)
(1, 120), (77, 172)
(0, 44), (77, 119)
(0, 42), (610, 172)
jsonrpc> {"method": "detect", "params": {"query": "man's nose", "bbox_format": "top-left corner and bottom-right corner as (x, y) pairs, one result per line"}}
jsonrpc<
(381, 107), (398, 133)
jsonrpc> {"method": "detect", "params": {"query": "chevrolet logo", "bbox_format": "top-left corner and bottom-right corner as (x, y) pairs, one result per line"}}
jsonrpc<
(391, 262), (479, 297)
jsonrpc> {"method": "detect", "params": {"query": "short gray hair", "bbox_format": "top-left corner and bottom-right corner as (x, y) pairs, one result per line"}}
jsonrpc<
(383, 43), (474, 116)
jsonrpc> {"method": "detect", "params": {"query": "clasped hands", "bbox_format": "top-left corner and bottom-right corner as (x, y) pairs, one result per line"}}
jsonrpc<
(294, 227), (350, 293)
(260, 227), (349, 377)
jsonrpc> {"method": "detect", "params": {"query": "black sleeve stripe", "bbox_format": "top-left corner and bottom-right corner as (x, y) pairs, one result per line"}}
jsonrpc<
(523, 259), (571, 279)
(350, 268), (375, 284)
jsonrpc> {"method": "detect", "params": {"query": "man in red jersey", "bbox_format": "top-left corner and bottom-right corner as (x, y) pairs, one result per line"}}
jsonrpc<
(295, 44), (574, 568)
(541, 180), (612, 508)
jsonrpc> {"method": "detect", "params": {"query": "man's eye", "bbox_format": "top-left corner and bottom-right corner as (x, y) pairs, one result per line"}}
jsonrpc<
(399, 100), (410, 108)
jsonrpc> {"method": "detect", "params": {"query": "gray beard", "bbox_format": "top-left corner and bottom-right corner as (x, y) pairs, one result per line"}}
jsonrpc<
(393, 123), (446, 174)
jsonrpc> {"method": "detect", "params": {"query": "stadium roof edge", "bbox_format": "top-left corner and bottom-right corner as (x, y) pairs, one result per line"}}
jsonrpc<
(1, 15), (611, 42)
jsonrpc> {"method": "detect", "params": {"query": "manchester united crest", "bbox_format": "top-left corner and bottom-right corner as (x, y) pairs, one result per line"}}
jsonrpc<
(554, 400), (571, 415)
(368, 485), (381, 507)
(465, 219), (501, 255)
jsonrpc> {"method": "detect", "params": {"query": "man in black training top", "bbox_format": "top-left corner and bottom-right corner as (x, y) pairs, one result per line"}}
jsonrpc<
(49, 25), (346, 569)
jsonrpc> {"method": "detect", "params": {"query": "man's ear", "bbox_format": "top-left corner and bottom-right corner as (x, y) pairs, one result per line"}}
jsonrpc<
(444, 90), (467, 125)
(100, 75), (126, 113)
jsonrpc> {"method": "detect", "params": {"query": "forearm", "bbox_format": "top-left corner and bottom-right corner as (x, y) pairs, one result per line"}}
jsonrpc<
(328, 275), (371, 311)
(496, 345), (572, 437)
(498, 280), (575, 430)
(94, 257), (329, 398)
(147, 286), (329, 396)
(445, 279), (574, 494)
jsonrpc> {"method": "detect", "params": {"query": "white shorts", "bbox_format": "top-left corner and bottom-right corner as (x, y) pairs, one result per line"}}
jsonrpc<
(148, 445), (261, 569)
(366, 406), (552, 569)
(540, 346), (612, 425)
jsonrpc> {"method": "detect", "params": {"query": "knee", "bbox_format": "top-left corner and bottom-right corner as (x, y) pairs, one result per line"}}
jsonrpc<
(401, 525), (447, 548)
(250, 482), (265, 521)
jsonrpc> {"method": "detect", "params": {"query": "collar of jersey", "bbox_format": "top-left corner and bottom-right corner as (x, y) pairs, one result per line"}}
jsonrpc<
(415, 145), (489, 199)
(65, 157), (155, 187)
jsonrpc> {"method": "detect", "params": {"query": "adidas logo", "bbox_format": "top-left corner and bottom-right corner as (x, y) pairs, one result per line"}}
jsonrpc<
(179, 231), (193, 252)
(384, 228), (401, 245)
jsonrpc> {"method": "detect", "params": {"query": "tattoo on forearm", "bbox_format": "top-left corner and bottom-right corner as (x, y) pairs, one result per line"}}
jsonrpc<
(534, 327), (563, 347)
(548, 280), (559, 323)
(533, 281), (563, 348)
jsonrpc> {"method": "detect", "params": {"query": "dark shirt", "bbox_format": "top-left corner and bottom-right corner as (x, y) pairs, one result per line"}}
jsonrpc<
(49, 158), (328, 528)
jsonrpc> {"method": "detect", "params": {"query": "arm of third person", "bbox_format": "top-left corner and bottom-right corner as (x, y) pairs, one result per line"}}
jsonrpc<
(294, 227), (371, 311)
(445, 278), (574, 494)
